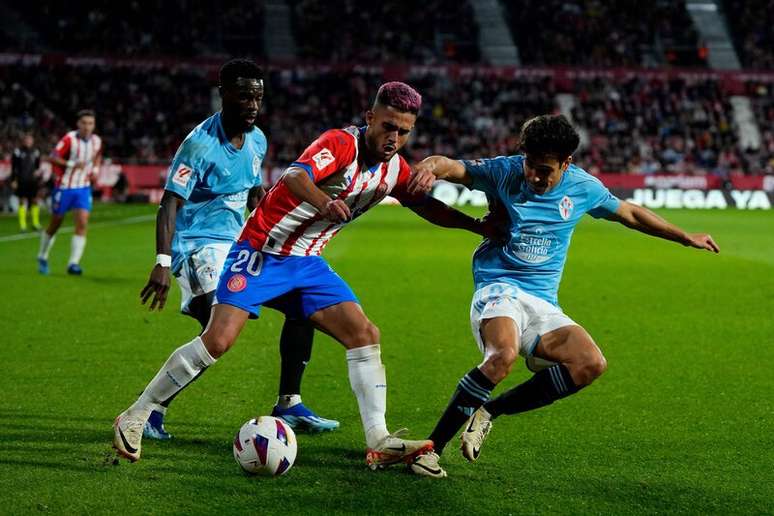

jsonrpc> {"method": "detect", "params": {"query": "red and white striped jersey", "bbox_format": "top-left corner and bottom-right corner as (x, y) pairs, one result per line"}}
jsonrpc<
(240, 126), (421, 256)
(52, 131), (103, 189)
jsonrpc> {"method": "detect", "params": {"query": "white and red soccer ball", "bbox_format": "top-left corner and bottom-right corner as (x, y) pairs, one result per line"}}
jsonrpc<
(233, 416), (297, 476)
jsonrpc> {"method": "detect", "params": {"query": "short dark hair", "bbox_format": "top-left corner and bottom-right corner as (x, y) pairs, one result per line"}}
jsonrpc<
(519, 114), (580, 160)
(219, 58), (263, 88)
(77, 109), (95, 120)
(373, 82), (422, 114)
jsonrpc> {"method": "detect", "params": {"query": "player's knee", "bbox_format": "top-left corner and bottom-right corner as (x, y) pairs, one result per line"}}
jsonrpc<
(576, 353), (607, 385)
(348, 321), (380, 347)
(201, 331), (235, 359)
(482, 346), (517, 383)
(341, 320), (378, 347)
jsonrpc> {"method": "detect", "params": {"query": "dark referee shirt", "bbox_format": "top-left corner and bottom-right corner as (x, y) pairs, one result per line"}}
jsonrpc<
(11, 146), (41, 185)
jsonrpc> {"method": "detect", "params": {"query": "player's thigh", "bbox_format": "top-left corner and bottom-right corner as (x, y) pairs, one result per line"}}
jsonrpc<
(480, 316), (520, 358)
(308, 301), (378, 349)
(478, 316), (520, 382)
(534, 325), (606, 383)
(470, 283), (526, 356)
(201, 303), (250, 358)
(214, 241), (297, 319)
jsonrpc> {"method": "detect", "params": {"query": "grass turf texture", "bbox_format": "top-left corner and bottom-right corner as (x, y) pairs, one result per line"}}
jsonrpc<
(0, 203), (772, 514)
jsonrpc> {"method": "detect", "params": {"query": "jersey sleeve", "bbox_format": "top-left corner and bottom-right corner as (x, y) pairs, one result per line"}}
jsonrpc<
(164, 137), (203, 200)
(290, 129), (355, 183)
(390, 156), (428, 207)
(53, 134), (71, 160)
(461, 156), (520, 198)
(585, 177), (621, 219)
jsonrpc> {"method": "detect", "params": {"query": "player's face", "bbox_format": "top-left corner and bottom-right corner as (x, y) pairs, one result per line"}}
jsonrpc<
(22, 134), (34, 147)
(221, 78), (264, 131)
(523, 154), (571, 195)
(77, 116), (95, 138)
(365, 105), (416, 162)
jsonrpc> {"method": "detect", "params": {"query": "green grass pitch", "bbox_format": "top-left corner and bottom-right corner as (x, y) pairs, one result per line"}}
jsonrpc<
(1, 203), (772, 514)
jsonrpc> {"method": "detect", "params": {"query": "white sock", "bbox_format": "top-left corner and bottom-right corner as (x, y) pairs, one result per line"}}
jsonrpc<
(347, 344), (389, 448)
(69, 235), (86, 265)
(276, 394), (302, 409)
(129, 336), (216, 415)
(38, 232), (56, 260)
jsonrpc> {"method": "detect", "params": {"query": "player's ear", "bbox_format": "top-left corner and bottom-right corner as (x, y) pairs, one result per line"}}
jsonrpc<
(365, 110), (374, 126)
(562, 156), (572, 171)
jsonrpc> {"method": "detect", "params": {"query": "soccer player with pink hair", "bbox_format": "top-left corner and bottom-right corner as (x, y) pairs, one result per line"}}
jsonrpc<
(114, 82), (501, 469)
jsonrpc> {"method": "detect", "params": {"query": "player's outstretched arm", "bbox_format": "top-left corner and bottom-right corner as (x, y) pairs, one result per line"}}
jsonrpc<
(283, 167), (350, 222)
(141, 191), (184, 310)
(606, 201), (720, 253)
(409, 156), (472, 194)
(408, 197), (505, 240)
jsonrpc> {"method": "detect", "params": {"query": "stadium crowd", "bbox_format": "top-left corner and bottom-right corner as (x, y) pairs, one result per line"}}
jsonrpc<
(724, 0), (774, 70)
(289, 0), (479, 63)
(503, 0), (705, 67)
(2, 65), (774, 176)
(570, 77), (747, 175)
(2, 0), (774, 177)
(10, 1), (265, 58)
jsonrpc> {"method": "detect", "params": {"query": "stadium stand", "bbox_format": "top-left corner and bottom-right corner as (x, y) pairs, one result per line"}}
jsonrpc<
(1, 0), (773, 178)
(3, 62), (774, 176)
(724, 0), (774, 70)
(9, 1), (265, 58)
(289, 0), (480, 63)
(502, 0), (705, 67)
(569, 77), (742, 175)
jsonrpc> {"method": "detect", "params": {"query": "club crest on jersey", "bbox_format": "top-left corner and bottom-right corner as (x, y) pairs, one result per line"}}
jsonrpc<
(227, 273), (247, 293)
(558, 195), (574, 220)
(252, 154), (261, 177)
(312, 148), (335, 170)
(172, 163), (193, 188)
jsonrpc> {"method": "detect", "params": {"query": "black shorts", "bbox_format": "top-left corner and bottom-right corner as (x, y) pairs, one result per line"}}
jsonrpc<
(15, 182), (39, 200)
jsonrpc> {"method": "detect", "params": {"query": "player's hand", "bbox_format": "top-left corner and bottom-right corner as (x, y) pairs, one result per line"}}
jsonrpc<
(140, 264), (171, 310)
(320, 199), (350, 222)
(685, 233), (720, 253)
(73, 161), (87, 171)
(477, 203), (510, 244)
(407, 163), (436, 195)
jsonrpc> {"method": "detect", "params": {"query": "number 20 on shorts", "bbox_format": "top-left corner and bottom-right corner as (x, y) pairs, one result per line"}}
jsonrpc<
(230, 250), (263, 276)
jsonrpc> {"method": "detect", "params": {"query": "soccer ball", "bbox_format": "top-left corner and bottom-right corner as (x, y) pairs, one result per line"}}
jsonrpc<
(233, 416), (297, 476)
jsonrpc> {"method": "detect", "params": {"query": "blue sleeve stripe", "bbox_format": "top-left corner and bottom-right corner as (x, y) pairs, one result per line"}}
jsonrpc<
(290, 161), (314, 181)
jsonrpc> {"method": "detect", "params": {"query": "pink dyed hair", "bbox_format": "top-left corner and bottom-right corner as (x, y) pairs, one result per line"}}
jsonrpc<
(374, 81), (422, 114)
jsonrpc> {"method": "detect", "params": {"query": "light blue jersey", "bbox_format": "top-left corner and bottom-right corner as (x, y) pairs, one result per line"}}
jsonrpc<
(165, 112), (267, 273)
(464, 155), (621, 306)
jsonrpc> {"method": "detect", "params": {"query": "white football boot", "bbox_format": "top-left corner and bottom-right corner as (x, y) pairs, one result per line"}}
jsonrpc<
(365, 428), (434, 470)
(460, 407), (493, 462)
(113, 408), (150, 462)
(409, 450), (447, 478)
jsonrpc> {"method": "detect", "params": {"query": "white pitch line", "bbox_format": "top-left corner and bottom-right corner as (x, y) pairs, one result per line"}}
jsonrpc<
(0, 214), (156, 243)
